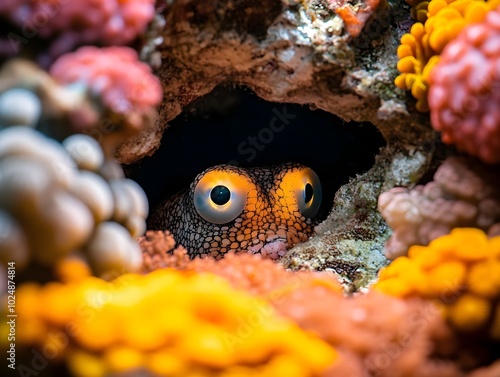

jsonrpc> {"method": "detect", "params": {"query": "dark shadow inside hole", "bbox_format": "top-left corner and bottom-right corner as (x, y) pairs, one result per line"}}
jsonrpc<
(126, 85), (386, 222)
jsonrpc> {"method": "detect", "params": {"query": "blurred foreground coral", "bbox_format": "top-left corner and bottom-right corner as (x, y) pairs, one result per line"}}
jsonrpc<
(0, 0), (155, 63)
(50, 46), (162, 155)
(378, 156), (500, 259)
(0, 126), (147, 281)
(0, 46), (161, 281)
(4, 269), (337, 377)
(6, 229), (500, 377)
(139, 231), (500, 376)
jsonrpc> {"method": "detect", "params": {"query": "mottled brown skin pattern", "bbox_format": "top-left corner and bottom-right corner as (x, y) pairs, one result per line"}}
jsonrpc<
(148, 163), (319, 259)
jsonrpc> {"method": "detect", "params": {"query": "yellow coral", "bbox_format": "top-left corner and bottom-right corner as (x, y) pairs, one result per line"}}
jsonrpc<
(3, 269), (336, 377)
(375, 228), (500, 337)
(395, 0), (500, 112)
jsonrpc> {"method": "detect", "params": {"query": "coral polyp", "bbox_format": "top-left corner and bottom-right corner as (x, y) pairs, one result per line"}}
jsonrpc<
(428, 5), (500, 163)
(395, 0), (499, 111)
(375, 228), (500, 338)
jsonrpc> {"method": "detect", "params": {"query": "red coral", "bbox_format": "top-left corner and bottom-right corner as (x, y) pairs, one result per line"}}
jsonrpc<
(428, 6), (500, 164)
(0, 0), (155, 58)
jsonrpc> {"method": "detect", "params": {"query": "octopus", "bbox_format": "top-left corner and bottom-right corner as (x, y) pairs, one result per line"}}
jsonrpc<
(148, 163), (323, 259)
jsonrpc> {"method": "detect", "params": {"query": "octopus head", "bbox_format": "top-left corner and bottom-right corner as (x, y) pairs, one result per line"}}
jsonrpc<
(150, 163), (322, 259)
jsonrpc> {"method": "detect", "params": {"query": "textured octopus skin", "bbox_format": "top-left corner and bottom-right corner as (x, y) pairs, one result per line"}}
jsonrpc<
(148, 163), (321, 260)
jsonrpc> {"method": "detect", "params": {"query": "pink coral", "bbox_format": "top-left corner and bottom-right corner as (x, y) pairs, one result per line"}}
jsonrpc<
(428, 6), (500, 163)
(277, 291), (461, 377)
(0, 0), (155, 58)
(378, 157), (500, 259)
(50, 46), (162, 115)
(49, 46), (162, 154)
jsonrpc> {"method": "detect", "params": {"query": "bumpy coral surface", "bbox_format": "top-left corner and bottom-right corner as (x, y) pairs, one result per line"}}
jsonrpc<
(378, 156), (500, 259)
(4, 269), (337, 377)
(395, 0), (498, 111)
(0, 0), (155, 59)
(51, 46), (161, 115)
(140, 230), (343, 296)
(49, 46), (162, 154)
(277, 290), (461, 377)
(428, 5), (500, 163)
(375, 228), (500, 341)
(0, 127), (147, 280)
(0, 54), (161, 157)
(139, 233), (468, 377)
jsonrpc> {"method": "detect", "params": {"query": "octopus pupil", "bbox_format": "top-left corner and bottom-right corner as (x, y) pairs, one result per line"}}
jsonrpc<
(210, 185), (231, 205)
(304, 183), (314, 203)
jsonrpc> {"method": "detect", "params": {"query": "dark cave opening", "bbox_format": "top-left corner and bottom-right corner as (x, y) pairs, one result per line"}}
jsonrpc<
(126, 85), (386, 222)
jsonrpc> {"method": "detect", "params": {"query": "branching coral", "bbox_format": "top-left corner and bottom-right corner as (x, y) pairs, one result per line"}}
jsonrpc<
(428, 5), (500, 163)
(395, 0), (499, 112)
(375, 228), (500, 343)
(4, 269), (337, 377)
(0, 0), (155, 60)
(378, 156), (500, 259)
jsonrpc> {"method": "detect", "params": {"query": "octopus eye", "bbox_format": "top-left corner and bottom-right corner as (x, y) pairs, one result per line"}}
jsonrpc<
(297, 169), (322, 218)
(194, 170), (249, 224)
(280, 167), (322, 218)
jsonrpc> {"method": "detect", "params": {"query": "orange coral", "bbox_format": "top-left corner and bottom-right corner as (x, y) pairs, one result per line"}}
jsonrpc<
(375, 228), (500, 339)
(395, 0), (499, 111)
(4, 269), (337, 377)
(140, 230), (189, 273)
(140, 230), (343, 296)
(138, 231), (474, 376)
(329, 0), (384, 37)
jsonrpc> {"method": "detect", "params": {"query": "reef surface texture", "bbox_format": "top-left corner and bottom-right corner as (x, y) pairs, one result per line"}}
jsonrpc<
(118, 0), (442, 289)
